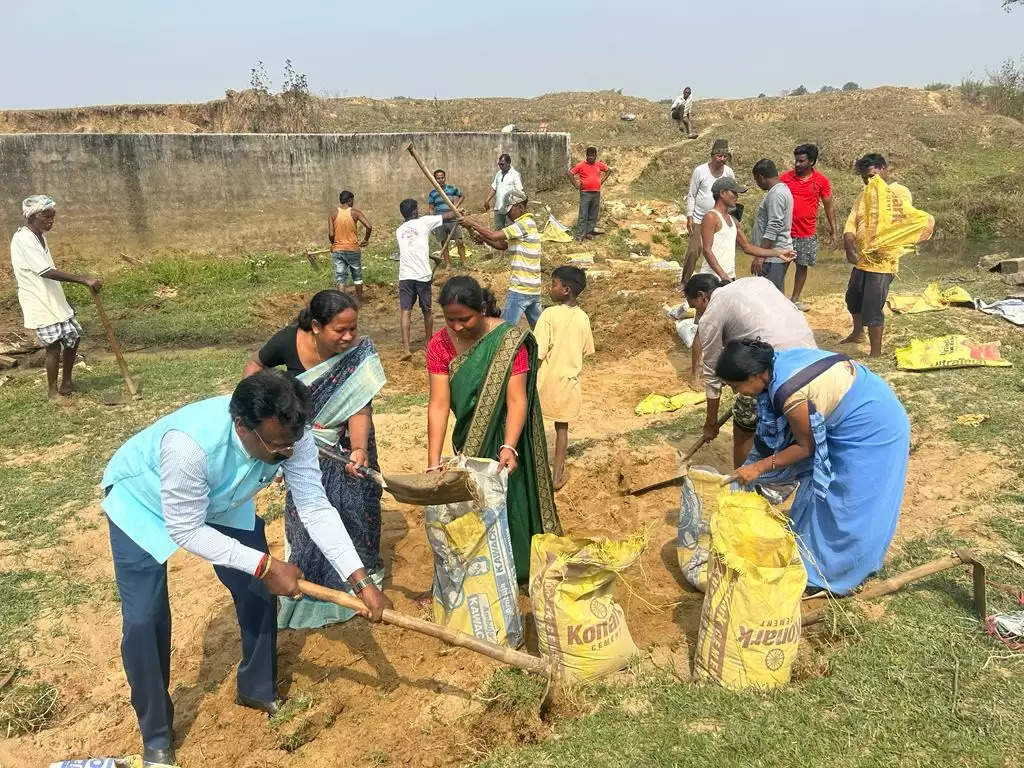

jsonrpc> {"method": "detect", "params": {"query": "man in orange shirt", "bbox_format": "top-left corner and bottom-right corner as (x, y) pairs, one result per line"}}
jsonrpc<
(568, 147), (614, 240)
(328, 190), (373, 301)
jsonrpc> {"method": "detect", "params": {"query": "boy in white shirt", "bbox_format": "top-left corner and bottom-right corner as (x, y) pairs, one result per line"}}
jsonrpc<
(10, 195), (100, 401)
(395, 198), (458, 361)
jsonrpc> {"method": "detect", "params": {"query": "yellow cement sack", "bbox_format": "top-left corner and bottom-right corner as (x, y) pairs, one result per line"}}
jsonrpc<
(895, 334), (1013, 371)
(694, 491), (807, 690)
(541, 209), (574, 242)
(530, 533), (645, 682)
(425, 456), (523, 647)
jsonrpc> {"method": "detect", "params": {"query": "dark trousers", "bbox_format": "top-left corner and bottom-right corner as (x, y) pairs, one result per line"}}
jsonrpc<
(576, 191), (601, 238)
(108, 515), (277, 750)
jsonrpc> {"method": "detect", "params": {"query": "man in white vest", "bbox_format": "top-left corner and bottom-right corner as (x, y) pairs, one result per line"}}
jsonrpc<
(101, 370), (390, 767)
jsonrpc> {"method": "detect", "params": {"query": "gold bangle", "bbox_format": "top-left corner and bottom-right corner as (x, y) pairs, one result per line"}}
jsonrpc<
(259, 554), (273, 580)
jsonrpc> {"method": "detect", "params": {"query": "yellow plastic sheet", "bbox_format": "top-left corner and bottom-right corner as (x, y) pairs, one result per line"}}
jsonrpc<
(634, 391), (705, 416)
(530, 533), (645, 682)
(895, 335), (1013, 371)
(694, 491), (807, 691)
(887, 283), (973, 314)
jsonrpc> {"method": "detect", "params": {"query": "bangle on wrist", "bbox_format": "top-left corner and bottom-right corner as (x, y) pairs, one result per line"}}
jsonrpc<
(425, 463), (443, 472)
(770, 455), (776, 472)
(351, 575), (375, 594)
(499, 444), (518, 458)
(257, 554), (273, 580)
(254, 553), (268, 578)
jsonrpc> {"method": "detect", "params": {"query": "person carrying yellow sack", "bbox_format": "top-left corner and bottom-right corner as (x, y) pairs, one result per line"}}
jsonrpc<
(841, 154), (934, 357)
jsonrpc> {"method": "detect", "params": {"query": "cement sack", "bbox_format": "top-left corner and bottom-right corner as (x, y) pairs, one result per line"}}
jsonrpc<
(530, 533), (645, 682)
(675, 318), (698, 348)
(425, 456), (523, 647)
(895, 334), (1012, 371)
(677, 467), (732, 591)
(694, 490), (807, 690)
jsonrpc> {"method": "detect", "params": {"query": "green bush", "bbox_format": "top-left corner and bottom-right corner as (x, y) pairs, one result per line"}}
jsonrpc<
(842, 81), (860, 91)
(924, 82), (951, 91)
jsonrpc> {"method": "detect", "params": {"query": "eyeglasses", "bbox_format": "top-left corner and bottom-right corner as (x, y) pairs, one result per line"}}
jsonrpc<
(251, 428), (297, 456)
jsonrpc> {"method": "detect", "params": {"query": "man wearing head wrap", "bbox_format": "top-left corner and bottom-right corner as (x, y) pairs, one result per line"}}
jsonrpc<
(10, 196), (101, 400)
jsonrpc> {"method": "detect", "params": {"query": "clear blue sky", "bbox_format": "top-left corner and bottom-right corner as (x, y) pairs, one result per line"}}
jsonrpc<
(3, 0), (1023, 109)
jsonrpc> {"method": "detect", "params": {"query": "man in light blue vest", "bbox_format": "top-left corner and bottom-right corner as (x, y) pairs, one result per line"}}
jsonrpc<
(102, 370), (390, 767)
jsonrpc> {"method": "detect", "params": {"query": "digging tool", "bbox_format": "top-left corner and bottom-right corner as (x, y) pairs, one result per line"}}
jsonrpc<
(305, 248), (330, 272)
(619, 409), (734, 496)
(297, 579), (551, 677)
(90, 287), (138, 403)
(317, 444), (475, 506)
(801, 548), (988, 626)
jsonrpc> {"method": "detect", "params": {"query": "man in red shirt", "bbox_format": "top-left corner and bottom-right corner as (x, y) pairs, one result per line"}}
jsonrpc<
(569, 147), (613, 240)
(780, 143), (838, 310)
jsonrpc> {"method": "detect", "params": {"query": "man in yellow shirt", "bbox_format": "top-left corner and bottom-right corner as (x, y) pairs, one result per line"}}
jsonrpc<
(841, 154), (914, 358)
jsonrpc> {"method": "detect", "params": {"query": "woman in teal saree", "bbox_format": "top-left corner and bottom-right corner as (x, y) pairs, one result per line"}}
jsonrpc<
(426, 276), (561, 582)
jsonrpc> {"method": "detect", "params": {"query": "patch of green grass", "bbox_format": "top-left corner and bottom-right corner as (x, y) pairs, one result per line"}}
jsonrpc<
(0, 571), (90, 644)
(988, 516), (1024, 549)
(650, 233), (665, 245)
(477, 668), (546, 715)
(0, 680), (60, 738)
(269, 695), (313, 728)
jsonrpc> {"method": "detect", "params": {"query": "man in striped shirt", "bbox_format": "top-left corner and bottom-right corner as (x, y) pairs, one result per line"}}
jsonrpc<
(460, 190), (542, 328)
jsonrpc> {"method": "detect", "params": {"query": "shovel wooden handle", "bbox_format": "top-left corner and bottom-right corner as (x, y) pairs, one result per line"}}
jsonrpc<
(297, 579), (550, 677)
(404, 143), (462, 214)
(90, 289), (137, 397)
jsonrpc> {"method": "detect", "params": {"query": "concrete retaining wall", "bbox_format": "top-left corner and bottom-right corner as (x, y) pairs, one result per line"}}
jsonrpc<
(0, 132), (570, 260)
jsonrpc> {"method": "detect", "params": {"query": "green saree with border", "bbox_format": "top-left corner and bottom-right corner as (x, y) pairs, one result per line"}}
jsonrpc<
(449, 323), (561, 581)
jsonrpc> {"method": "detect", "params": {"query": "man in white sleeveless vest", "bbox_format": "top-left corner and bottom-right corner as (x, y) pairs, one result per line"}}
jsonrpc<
(101, 370), (390, 767)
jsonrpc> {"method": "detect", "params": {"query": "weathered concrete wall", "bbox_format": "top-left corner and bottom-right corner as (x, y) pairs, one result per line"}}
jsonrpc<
(0, 132), (570, 261)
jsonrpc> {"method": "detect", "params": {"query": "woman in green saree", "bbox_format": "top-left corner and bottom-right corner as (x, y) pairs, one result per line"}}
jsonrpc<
(426, 276), (561, 582)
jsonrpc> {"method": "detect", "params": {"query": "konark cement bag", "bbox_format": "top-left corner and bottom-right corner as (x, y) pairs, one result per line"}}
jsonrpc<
(694, 490), (807, 690)
(425, 456), (524, 648)
(530, 533), (645, 682)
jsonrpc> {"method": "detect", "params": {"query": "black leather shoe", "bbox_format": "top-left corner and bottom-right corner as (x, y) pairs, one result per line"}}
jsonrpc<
(142, 745), (177, 766)
(236, 693), (283, 716)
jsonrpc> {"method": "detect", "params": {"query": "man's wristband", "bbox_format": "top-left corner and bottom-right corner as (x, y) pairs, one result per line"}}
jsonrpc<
(352, 575), (375, 594)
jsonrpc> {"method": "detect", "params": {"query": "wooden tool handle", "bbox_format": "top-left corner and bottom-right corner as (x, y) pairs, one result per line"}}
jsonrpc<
(801, 552), (965, 626)
(405, 143), (461, 214)
(90, 290), (138, 396)
(298, 579), (550, 676)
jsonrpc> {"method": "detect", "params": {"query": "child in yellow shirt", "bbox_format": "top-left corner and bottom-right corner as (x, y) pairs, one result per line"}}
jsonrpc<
(534, 266), (595, 489)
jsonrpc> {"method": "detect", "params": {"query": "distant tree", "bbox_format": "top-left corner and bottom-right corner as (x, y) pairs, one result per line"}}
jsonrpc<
(818, 85), (838, 93)
(789, 84), (809, 96)
(1003, 0), (1022, 9)
(757, 92), (767, 98)
(842, 81), (861, 91)
(924, 82), (951, 91)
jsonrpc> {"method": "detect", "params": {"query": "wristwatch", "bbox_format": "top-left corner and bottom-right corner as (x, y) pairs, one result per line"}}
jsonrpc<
(352, 576), (375, 594)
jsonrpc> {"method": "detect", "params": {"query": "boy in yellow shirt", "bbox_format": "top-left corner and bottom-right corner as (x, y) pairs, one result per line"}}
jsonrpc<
(534, 266), (595, 489)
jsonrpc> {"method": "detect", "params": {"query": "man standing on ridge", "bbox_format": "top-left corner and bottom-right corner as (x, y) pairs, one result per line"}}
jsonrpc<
(780, 143), (838, 310)
(483, 153), (524, 230)
(671, 86), (697, 138)
(682, 138), (735, 283)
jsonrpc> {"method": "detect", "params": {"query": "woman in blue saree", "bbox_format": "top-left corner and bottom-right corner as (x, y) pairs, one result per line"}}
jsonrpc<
(715, 340), (910, 594)
(245, 289), (389, 627)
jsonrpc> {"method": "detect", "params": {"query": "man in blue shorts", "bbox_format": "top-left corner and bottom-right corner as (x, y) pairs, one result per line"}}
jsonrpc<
(427, 169), (466, 269)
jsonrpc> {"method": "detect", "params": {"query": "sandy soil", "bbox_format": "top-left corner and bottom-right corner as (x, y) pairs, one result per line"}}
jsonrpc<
(1, 216), (1016, 768)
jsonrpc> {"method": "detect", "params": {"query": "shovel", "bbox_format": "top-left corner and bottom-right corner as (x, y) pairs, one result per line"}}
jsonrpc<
(317, 444), (475, 506)
(90, 288), (139, 404)
(618, 408), (733, 495)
